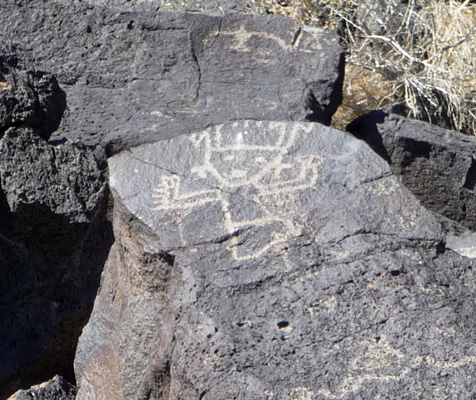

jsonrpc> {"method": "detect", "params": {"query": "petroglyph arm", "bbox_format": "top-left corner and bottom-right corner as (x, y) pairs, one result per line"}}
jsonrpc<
(152, 175), (220, 211)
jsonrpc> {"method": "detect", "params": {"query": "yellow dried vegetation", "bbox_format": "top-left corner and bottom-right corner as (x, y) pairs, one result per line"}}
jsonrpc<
(255, 0), (476, 134)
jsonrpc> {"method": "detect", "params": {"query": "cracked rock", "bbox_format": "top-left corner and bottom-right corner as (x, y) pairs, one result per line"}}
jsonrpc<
(76, 120), (476, 399)
(0, 58), (114, 397)
(0, 1), (344, 154)
(347, 111), (476, 232)
(0, 54), (66, 139)
(7, 375), (76, 400)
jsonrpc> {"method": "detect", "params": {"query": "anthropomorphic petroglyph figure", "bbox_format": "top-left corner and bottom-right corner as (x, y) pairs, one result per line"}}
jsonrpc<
(153, 122), (321, 260)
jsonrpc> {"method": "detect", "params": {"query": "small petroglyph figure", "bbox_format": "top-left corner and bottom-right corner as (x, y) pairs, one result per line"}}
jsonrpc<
(153, 122), (321, 261)
(0, 81), (12, 91)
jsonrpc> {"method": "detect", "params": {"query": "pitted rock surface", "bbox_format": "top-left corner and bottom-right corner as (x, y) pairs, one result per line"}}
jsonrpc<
(347, 111), (476, 232)
(0, 59), (113, 396)
(7, 375), (76, 400)
(0, 126), (113, 397)
(158, 0), (255, 13)
(0, 127), (104, 223)
(76, 120), (476, 399)
(84, 0), (249, 13)
(0, 2), (344, 153)
(0, 54), (66, 138)
(80, 0), (161, 12)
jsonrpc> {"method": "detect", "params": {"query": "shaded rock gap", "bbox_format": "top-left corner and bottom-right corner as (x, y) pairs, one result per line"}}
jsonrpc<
(291, 26), (302, 47)
(463, 158), (476, 191)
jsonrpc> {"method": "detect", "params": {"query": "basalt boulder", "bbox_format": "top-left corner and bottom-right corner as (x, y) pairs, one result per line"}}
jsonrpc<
(347, 111), (476, 232)
(158, 0), (255, 13)
(0, 59), (113, 397)
(7, 375), (76, 400)
(76, 120), (476, 399)
(0, 54), (66, 138)
(0, 1), (344, 154)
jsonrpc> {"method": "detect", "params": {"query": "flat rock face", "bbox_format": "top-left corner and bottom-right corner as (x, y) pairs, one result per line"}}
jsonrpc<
(0, 2), (344, 153)
(76, 120), (476, 399)
(347, 111), (476, 232)
(110, 121), (439, 248)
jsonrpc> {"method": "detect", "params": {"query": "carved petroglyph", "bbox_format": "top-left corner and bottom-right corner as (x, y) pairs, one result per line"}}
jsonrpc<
(202, 25), (290, 52)
(202, 24), (322, 54)
(316, 336), (476, 399)
(459, 246), (476, 258)
(153, 122), (321, 261)
(289, 387), (313, 400)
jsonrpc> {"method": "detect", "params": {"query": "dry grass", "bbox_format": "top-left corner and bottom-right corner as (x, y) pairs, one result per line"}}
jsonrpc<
(159, 0), (476, 133)
(255, 0), (476, 134)
(332, 63), (397, 130)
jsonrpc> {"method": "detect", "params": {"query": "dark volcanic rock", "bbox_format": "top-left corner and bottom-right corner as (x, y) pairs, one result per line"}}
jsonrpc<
(347, 111), (476, 232)
(0, 127), (104, 223)
(0, 2), (344, 153)
(85, 0), (252, 14)
(0, 54), (66, 139)
(76, 120), (476, 399)
(7, 375), (76, 400)
(81, 0), (160, 12)
(158, 0), (255, 13)
(0, 125), (113, 398)
(0, 57), (113, 396)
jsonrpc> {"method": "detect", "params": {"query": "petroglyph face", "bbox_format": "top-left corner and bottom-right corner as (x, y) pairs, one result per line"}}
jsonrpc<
(189, 124), (307, 188)
(207, 149), (275, 186)
(152, 122), (322, 262)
